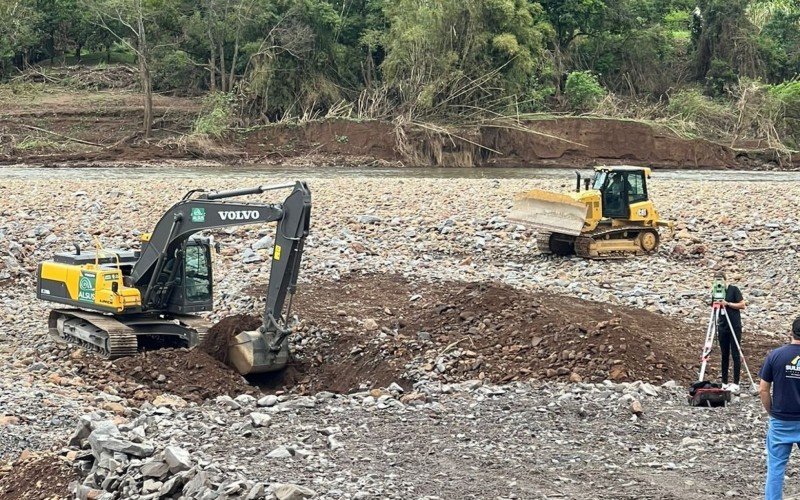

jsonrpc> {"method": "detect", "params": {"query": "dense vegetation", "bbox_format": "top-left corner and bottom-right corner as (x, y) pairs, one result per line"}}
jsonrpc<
(1, 0), (798, 147)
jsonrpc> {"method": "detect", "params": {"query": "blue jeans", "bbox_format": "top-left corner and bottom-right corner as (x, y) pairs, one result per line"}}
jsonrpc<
(766, 418), (800, 499)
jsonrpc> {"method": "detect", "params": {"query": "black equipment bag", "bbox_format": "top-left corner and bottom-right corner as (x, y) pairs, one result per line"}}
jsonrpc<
(688, 381), (731, 407)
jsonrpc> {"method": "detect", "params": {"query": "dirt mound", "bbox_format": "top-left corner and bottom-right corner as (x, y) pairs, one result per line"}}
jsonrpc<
(200, 314), (262, 363)
(54, 274), (769, 403)
(287, 273), (769, 388)
(399, 281), (696, 383)
(113, 348), (256, 404)
(0, 454), (79, 500)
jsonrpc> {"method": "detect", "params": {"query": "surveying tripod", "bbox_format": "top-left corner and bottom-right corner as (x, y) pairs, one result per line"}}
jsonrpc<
(697, 281), (756, 389)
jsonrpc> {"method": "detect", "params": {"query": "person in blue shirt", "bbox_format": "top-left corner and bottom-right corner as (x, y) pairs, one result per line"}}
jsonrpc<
(760, 317), (800, 499)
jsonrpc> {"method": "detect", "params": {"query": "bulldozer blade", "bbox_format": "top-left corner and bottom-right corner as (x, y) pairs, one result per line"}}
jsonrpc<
(228, 330), (289, 375)
(509, 189), (588, 236)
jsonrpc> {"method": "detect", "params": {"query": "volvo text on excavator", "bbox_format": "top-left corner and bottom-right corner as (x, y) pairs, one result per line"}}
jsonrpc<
(510, 166), (673, 259)
(36, 181), (311, 375)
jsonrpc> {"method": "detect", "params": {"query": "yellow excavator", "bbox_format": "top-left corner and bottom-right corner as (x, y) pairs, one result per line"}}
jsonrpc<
(510, 166), (673, 259)
(36, 181), (311, 375)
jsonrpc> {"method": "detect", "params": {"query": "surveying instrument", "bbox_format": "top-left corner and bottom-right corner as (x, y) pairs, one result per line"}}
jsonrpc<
(697, 277), (756, 390)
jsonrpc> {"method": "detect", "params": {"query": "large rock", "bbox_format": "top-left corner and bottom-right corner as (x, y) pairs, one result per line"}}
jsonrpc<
(164, 446), (192, 473)
(88, 421), (156, 458)
(257, 395), (279, 407)
(252, 235), (275, 250)
(182, 470), (211, 498)
(267, 446), (293, 459)
(250, 412), (272, 427)
(141, 460), (170, 479)
(271, 483), (317, 500)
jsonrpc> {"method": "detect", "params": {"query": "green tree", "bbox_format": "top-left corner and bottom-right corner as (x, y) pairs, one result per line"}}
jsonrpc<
(86, 0), (166, 137)
(381, 0), (550, 116)
(693, 0), (764, 84)
(0, 1), (42, 72)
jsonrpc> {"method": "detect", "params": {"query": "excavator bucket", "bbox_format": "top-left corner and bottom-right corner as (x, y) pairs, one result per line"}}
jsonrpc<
(228, 330), (290, 375)
(509, 189), (588, 236)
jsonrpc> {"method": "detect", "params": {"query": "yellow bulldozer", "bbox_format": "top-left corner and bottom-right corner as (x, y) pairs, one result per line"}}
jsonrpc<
(510, 166), (673, 259)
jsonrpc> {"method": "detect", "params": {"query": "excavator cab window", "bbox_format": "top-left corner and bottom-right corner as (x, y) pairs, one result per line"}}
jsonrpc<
(183, 243), (212, 303)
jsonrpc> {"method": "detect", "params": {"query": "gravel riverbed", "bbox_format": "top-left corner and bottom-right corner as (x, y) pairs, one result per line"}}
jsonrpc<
(1, 174), (799, 498)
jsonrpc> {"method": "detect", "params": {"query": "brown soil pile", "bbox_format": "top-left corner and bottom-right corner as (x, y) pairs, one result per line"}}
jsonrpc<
(57, 274), (773, 402)
(399, 281), (695, 383)
(0, 454), (79, 500)
(113, 348), (257, 403)
(199, 314), (262, 363)
(286, 274), (774, 388)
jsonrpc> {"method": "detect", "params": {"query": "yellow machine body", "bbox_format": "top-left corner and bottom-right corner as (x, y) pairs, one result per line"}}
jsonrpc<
(510, 166), (673, 258)
(38, 261), (142, 313)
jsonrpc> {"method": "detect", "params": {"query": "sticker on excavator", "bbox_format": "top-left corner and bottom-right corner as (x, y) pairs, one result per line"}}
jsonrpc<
(273, 244), (282, 261)
(191, 207), (206, 223)
(78, 271), (96, 303)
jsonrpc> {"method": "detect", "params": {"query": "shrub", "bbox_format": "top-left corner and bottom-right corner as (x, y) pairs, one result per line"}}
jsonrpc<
(563, 71), (606, 112)
(667, 87), (735, 135)
(193, 93), (234, 138)
(768, 80), (800, 147)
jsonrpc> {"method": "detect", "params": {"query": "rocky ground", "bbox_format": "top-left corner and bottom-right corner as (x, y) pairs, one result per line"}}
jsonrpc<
(1, 173), (799, 498)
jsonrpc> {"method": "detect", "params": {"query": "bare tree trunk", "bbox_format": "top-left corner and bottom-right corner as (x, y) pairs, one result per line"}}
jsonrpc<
(206, 19), (218, 91)
(140, 58), (153, 138)
(137, 1), (153, 138)
(208, 57), (217, 91)
(228, 36), (239, 92)
(219, 42), (227, 92)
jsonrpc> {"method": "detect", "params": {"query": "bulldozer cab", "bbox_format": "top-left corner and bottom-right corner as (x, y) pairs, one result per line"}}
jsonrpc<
(592, 167), (649, 220)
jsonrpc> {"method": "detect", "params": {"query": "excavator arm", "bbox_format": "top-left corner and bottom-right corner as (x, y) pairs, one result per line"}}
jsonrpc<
(131, 181), (311, 374)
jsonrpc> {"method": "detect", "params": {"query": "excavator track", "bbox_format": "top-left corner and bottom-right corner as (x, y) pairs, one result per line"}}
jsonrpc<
(49, 309), (210, 359)
(575, 226), (660, 260)
(50, 309), (139, 358)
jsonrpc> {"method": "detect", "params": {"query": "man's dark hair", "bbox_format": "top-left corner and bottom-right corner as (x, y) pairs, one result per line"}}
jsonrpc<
(793, 317), (800, 339)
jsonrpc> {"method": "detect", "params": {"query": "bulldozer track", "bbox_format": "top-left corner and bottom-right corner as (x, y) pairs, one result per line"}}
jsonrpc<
(575, 226), (660, 260)
(536, 232), (553, 254)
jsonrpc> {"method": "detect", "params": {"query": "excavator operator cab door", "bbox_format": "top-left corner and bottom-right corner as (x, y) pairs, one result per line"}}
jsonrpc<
(596, 169), (648, 220)
(164, 238), (213, 314)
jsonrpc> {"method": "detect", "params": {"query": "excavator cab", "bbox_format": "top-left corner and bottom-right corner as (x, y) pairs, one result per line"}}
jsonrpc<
(154, 238), (214, 315)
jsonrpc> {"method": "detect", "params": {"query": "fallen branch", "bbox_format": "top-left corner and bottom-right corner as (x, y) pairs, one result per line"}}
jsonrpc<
(437, 338), (471, 358)
(733, 245), (784, 253)
(17, 124), (103, 148)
